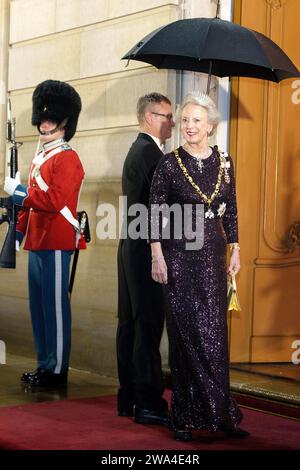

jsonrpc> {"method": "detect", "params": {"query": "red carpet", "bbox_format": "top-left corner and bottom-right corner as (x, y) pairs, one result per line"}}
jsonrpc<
(0, 395), (299, 450)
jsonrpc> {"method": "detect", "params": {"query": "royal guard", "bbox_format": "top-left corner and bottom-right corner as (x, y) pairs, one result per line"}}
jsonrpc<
(4, 79), (84, 387)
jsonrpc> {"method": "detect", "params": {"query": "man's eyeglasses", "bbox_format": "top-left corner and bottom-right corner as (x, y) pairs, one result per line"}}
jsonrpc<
(151, 112), (174, 122)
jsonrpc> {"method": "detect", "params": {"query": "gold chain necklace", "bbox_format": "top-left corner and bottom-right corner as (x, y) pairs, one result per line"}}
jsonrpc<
(173, 148), (223, 210)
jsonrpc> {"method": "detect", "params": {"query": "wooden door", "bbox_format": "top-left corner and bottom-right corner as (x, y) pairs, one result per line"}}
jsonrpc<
(229, 0), (300, 362)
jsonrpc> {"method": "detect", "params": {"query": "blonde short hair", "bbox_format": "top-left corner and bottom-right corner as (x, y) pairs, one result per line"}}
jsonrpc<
(178, 92), (220, 135)
(137, 92), (171, 125)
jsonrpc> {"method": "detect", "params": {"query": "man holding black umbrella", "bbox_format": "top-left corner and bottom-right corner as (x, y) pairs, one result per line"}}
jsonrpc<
(117, 92), (174, 425)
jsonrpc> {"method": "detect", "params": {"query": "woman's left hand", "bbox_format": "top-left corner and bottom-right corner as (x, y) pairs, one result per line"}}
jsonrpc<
(228, 249), (240, 276)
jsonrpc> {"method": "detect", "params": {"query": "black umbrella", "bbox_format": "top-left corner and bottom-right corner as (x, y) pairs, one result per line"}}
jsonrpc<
(122, 17), (300, 93)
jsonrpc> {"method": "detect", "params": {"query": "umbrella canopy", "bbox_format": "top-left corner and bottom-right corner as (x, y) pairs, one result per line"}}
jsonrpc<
(123, 17), (300, 88)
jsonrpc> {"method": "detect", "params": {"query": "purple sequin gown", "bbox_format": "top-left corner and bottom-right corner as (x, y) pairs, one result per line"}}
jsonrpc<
(149, 146), (242, 431)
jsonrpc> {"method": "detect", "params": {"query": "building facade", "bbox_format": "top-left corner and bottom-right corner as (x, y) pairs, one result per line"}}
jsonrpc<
(0, 0), (299, 376)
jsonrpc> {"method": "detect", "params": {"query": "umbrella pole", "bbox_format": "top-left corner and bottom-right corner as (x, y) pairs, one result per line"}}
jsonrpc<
(215, 0), (221, 18)
(206, 60), (213, 94)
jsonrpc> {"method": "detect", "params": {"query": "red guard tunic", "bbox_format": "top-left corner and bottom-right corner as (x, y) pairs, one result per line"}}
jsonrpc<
(15, 141), (84, 250)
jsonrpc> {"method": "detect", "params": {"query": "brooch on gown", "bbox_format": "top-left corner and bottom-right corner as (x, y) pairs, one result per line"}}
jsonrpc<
(195, 158), (204, 173)
(205, 202), (227, 219)
(217, 202), (227, 217)
(220, 152), (230, 184)
(205, 208), (214, 219)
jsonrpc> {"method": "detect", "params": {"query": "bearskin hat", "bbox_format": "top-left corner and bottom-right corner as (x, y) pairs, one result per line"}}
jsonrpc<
(32, 79), (81, 141)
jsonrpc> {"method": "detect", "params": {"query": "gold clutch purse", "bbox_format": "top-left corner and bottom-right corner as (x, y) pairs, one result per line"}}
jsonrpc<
(227, 274), (241, 311)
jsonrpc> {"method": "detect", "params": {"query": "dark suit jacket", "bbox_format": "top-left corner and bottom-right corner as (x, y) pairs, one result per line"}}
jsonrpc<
(122, 133), (163, 215)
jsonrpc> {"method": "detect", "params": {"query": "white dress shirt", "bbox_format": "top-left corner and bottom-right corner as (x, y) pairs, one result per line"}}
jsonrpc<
(144, 133), (164, 152)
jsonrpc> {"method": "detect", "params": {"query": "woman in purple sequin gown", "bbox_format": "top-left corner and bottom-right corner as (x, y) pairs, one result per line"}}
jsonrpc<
(149, 93), (248, 440)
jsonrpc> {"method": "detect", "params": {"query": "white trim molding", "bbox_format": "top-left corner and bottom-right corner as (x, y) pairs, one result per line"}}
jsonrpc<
(176, 0), (233, 152)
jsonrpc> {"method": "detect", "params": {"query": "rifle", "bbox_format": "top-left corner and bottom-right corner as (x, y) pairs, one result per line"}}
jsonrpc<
(0, 99), (22, 268)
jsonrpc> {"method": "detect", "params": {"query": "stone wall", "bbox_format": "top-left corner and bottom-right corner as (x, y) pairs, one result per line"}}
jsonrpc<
(0, 0), (180, 376)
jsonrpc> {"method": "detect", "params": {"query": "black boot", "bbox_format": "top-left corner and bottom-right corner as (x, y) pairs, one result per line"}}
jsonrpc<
(21, 368), (44, 384)
(174, 430), (193, 441)
(221, 424), (250, 438)
(28, 370), (68, 388)
(133, 406), (169, 426)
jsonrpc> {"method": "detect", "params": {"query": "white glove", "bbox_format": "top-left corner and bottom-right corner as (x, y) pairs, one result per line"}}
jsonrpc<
(16, 240), (20, 252)
(4, 171), (21, 196)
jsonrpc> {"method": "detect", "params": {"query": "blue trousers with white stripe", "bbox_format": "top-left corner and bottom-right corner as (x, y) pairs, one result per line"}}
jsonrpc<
(28, 250), (72, 374)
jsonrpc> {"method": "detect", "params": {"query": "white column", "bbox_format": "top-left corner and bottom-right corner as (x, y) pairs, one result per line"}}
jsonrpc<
(216, 0), (233, 152)
(0, 0), (9, 179)
(176, 0), (233, 151)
